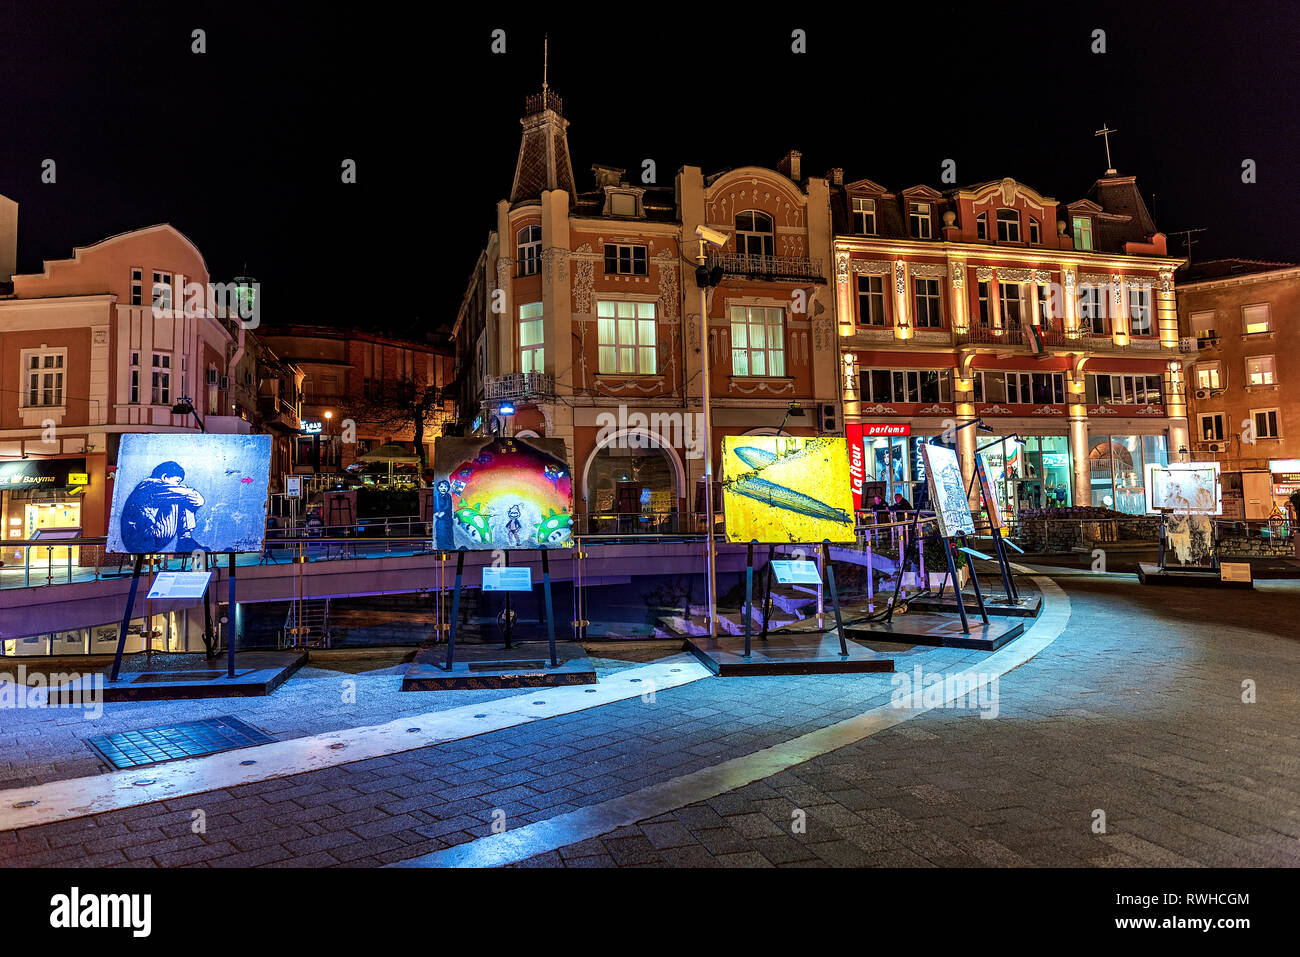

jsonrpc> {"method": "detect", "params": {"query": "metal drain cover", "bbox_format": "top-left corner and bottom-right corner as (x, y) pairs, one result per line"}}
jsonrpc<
(87, 716), (273, 770)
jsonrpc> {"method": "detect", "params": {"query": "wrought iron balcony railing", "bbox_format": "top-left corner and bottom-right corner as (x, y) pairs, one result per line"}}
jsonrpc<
(707, 253), (825, 283)
(484, 372), (555, 401)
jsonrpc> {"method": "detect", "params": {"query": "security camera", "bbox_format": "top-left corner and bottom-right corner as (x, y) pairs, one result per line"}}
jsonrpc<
(694, 224), (728, 248)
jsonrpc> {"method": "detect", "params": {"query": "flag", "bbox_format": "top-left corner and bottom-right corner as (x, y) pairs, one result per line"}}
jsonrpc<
(1023, 323), (1047, 355)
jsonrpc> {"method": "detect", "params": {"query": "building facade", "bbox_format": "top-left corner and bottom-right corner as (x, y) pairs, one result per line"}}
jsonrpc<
(1176, 259), (1300, 518)
(832, 172), (1188, 518)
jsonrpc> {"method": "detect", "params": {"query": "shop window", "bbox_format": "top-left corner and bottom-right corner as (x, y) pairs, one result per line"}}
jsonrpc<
(597, 300), (657, 374)
(730, 305), (785, 377)
(857, 275), (888, 326)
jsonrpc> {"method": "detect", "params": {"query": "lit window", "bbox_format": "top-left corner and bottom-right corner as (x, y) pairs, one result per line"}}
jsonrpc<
(1242, 303), (1272, 334)
(597, 301), (657, 374)
(1190, 311), (1217, 341)
(857, 275), (887, 326)
(1072, 216), (1093, 251)
(1199, 414), (1225, 442)
(518, 302), (544, 373)
(730, 305), (785, 377)
(852, 197), (876, 235)
(996, 209), (1020, 242)
(734, 211), (774, 259)
(1246, 355), (1276, 386)
(516, 225), (542, 277)
(909, 203), (932, 239)
(1195, 362), (1221, 390)
(24, 350), (66, 407)
(603, 244), (648, 276)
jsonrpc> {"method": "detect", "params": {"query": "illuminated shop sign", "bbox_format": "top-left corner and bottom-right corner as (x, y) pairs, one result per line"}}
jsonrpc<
(301, 421), (323, 434)
(0, 459), (88, 489)
(862, 424), (911, 437)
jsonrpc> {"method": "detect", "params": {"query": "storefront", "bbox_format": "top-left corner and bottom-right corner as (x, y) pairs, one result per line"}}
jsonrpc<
(0, 458), (88, 566)
(851, 424), (934, 508)
(1086, 434), (1169, 514)
(979, 435), (1073, 517)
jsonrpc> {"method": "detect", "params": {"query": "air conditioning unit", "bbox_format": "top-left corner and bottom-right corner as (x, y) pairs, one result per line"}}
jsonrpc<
(1195, 389), (1208, 399)
(1194, 441), (1221, 453)
(1178, 337), (1197, 353)
(820, 403), (839, 434)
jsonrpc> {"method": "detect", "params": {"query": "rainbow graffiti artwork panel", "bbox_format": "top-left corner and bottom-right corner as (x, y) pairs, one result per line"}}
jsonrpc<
(430, 436), (574, 551)
(721, 436), (856, 544)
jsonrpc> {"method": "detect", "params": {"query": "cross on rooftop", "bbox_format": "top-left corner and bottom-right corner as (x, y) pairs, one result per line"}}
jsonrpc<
(1094, 124), (1118, 174)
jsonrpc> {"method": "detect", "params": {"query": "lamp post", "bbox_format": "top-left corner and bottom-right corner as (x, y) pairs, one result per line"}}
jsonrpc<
(170, 398), (205, 433)
(693, 226), (726, 638)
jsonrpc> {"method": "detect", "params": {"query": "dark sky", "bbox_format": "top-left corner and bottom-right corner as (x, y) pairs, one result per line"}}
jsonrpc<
(1, 0), (1295, 338)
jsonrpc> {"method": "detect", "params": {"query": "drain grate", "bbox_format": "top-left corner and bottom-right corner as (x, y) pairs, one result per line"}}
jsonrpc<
(87, 716), (273, 770)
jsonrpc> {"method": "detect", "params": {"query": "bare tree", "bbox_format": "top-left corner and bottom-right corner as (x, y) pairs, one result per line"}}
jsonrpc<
(350, 379), (453, 467)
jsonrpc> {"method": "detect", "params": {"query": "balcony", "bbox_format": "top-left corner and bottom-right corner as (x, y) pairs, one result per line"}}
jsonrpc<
(484, 372), (555, 402)
(707, 253), (825, 283)
(258, 395), (302, 432)
(954, 324), (1174, 353)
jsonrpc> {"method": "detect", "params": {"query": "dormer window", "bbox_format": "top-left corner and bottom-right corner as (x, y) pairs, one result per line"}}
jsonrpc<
(1072, 215), (1094, 251)
(516, 225), (542, 276)
(604, 243), (648, 276)
(1029, 218), (1041, 244)
(735, 211), (774, 258)
(996, 209), (1020, 242)
(852, 197), (877, 235)
(909, 202), (932, 239)
(976, 213), (988, 240)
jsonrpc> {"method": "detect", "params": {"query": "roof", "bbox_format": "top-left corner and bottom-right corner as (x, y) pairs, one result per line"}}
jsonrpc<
(1177, 258), (1298, 283)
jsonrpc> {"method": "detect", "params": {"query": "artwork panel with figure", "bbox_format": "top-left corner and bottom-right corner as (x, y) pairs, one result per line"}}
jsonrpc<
(1145, 462), (1222, 516)
(107, 433), (273, 554)
(721, 436), (855, 544)
(430, 436), (574, 551)
(920, 442), (975, 539)
(974, 452), (1004, 530)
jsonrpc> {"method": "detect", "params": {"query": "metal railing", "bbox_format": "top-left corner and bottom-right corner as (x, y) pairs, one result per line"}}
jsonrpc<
(707, 252), (825, 283)
(484, 372), (555, 401)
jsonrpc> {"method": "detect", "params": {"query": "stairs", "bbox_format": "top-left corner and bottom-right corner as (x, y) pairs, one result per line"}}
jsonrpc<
(283, 598), (331, 648)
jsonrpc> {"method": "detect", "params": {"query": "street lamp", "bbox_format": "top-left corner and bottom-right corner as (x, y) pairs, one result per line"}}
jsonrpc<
(776, 400), (806, 436)
(170, 397), (205, 433)
(694, 224), (727, 639)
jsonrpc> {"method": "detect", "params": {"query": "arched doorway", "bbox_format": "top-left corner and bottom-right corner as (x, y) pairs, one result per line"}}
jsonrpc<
(583, 431), (684, 534)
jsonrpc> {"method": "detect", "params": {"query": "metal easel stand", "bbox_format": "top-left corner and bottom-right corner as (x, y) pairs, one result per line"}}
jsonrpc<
(540, 546), (558, 667)
(109, 554), (146, 682)
(741, 540), (846, 658)
(440, 547), (467, 672)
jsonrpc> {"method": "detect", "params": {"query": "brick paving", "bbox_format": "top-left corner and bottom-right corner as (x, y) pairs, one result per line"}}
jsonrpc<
(2, 575), (1298, 868)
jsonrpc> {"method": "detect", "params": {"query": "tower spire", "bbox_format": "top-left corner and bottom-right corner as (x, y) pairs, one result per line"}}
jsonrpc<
(542, 34), (548, 93)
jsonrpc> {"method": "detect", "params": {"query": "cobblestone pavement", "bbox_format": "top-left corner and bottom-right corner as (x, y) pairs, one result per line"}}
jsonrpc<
(1, 574), (1298, 868)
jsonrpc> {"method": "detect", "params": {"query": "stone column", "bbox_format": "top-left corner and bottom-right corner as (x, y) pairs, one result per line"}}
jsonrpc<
(1068, 410), (1091, 506)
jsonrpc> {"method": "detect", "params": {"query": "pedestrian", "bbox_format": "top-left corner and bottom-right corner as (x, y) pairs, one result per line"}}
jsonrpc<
(891, 492), (914, 513)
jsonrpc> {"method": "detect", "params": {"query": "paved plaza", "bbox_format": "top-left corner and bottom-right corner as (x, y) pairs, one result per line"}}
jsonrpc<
(2, 568), (1298, 868)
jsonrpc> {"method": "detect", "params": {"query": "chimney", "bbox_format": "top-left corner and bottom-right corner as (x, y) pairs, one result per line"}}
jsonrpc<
(777, 150), (802, 183)
(0, 193), (16, 283)
(827, 167), (844, 186)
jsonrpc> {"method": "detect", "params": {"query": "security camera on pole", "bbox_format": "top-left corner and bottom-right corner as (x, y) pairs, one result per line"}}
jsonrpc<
(694, 224), (727, 637)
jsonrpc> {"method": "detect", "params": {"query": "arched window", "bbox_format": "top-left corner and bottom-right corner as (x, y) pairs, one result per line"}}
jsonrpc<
(516, 225), (542, 276)
(734, 211), (774, 260)
(996, 209), (1020, 242)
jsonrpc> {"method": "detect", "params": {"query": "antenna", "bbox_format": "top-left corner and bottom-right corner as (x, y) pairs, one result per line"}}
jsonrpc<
(542, 34), (548, 93)
(1168, 227), (1207, 262)
(1094, 124), (1118, 174)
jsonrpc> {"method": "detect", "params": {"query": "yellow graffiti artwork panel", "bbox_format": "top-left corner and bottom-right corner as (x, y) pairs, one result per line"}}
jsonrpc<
(721, 436), (856, 544)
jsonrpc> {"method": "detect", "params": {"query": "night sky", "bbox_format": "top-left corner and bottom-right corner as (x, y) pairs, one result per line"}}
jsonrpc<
(1, 0), (1295, 339)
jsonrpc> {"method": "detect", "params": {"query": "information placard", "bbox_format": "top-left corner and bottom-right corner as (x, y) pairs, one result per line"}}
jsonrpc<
(482, 566), (534, 592)
(147, 571), (214, 600)
(770, 560), (822, 585)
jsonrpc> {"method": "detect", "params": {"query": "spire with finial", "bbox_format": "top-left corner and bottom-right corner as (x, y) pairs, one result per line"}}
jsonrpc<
(511, 34), (575, 205)
(542, 33), (548, 93)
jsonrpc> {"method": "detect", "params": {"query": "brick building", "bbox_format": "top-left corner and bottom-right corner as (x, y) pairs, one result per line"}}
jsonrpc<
(1176, 259), (1300, 518)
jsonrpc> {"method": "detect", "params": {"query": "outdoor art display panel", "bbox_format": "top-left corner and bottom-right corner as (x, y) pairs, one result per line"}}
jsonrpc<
(974, 452), (1004, 531)
(920, 442), (975, 539)
(721, 436), (855, 544)
(431, 436), (574, 550)
(1145, 462), (1222, 515)
(107, 433), (273, 555)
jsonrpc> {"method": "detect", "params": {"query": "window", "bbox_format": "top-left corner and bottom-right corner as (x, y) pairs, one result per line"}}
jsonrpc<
(1199, 413), (1225, 442)
(1246, 355), (1276, 386)
(1072, 216), (1093, 251)
(603, 244), (647, 276)
(1029, 218), (1041, 244)
(999, 282), (1024, 329)
(996, 209), (1020, 242)
(909, 203), (932, 239)
(859, 368), (952, 403)
(734, 211), (774, 259)
(1252, 408), (1280, 439)
(856, 275), (887, 326)
(1190, 311), (1217, 342)
(1128, 285), (1153, 335)
(152, 271), (172, 312)
(1036, 283), (1052, 327)
(518, 302), (544, 372)
(1086, 373), (1164, 405)
(977, 371), (1064, 404)
(852, 197), (876, 235)
(1079, 285), (1108, 334)
(150, 353), (172, 405)
(977, 282), (991, 327)
(913, 278), (942, 327)
(730, 305), (785, 376)
(516, 225), (542, 277)
(23, 350), (66, 407)
(976, 213), (988, 240)
(1242, 303), (1272, 334)
(130, 351), (141, 403)
(1195, 362), (1221, 390)
(130, 268), (143, 306)
(597, 301), (657, 374)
